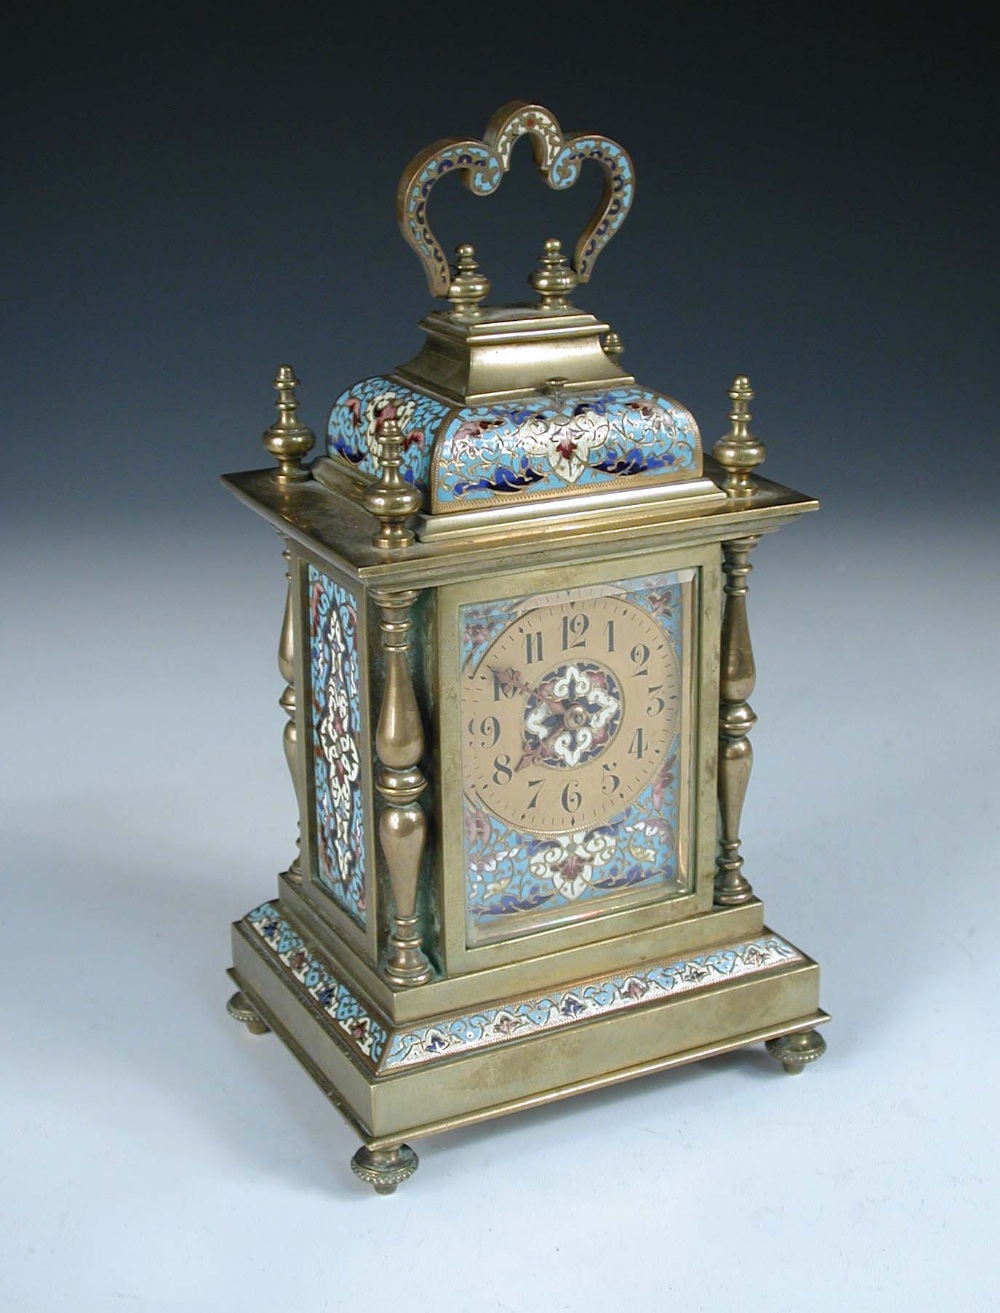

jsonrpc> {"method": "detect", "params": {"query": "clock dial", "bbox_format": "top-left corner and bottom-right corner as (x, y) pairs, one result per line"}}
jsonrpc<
(462, 594), (680, 834)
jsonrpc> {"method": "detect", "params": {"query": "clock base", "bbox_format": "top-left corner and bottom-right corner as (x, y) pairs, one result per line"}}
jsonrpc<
(226, 896), (828, 1190)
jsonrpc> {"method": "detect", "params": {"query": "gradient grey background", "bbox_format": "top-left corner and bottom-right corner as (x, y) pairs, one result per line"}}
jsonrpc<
(2, 4), (997, 1310)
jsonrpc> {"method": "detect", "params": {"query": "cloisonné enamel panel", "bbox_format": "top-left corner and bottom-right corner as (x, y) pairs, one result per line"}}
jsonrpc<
(307, 564), (368, 928)
(325, 377), (702, 513)
(459, 567), (697, 946)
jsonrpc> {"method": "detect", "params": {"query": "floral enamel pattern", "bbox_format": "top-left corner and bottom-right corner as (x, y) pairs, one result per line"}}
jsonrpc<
(523, 662), (623, 769)
(325, 379), (702, 513)
(246, 904), (387, 1063)
(383, 936), (804, 1070)
(327, 375), (449, 499)
(461, 570), (693, 942)
(309, 566), (367, 926)
(243, 903), (802, 1075)
(435, 387), (700, 507)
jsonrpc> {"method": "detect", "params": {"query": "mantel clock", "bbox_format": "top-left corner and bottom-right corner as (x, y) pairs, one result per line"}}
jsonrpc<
(223, 102), (828, 1194)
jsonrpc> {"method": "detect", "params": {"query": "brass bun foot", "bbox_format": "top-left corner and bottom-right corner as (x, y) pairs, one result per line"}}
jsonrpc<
(350, 1144), (419, 1195)
(765, 1029), (827, 1075)
(226, 990), (270, 1036)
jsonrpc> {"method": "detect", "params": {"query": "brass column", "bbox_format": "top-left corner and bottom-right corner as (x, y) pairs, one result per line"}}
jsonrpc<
(261, 367), (315, 885)
(715, 536), (759, 905)
(371, 588), (433, 986)
(713, 377), (765, 907)
(362, 415), (432, 987)
(277, 545), (303, 884)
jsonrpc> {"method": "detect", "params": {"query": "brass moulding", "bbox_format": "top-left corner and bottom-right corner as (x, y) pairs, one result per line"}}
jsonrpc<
(392, 303), (633, 405)
(229, 906), (828, 1146)
(277, 869), (768, 1025)
(224, 465), (816, 586)
(314, 455), (727, 542)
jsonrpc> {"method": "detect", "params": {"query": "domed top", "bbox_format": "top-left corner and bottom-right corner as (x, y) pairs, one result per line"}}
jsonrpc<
(323, 373), (702, 514)
(311, 103), (725, 537)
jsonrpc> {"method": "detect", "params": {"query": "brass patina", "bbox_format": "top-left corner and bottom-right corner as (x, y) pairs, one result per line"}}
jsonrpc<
(224, 102), (827, 1194)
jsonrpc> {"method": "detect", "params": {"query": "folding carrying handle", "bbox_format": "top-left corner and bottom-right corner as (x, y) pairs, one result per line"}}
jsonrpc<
(396, 100), (635, 298)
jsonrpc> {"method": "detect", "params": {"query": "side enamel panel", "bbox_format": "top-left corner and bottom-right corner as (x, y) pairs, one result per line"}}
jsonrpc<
(307, 564), (369, 929)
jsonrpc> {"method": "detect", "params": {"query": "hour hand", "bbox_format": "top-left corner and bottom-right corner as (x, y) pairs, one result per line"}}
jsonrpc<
(488, 665), (532, 698)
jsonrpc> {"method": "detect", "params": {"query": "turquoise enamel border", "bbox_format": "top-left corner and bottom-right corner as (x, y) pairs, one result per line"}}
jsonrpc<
(383, 935), (803, 1071)
(246, 903), (388, 1065)
(244, 902), (804, 1078)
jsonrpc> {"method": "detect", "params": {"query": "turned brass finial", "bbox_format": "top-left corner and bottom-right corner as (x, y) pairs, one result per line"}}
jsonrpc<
(262, 365), (315, 482)
(448, 244), (490, 317)
(362, 417), (421, 550)
(713, 375), (766, 498)
(529, 237), (578, 309)
(603, 330), (624, 360)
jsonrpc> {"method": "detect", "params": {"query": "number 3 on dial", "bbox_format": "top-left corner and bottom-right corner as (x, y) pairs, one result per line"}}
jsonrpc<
(462, 595), (680, 834)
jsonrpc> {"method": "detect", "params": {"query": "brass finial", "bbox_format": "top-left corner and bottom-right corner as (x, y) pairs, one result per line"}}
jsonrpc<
(262, 365), (315, 482)
(529, 237), (578, 309)
(448, 244), (490, 317)
(713, 376), (766, 498)
(603, 330), (624, 360)
(362, 417), (421, 550)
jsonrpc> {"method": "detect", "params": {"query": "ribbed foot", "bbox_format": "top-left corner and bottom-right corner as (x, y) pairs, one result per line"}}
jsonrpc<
(765, 1029), (827, 1075)
(350, 1144), (419, 1195)
(226, 990), (270, 1036)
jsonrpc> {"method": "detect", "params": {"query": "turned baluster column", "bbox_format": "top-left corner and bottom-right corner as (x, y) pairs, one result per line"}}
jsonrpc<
(362, 417), (432, 986)
(713, 377), (766, 906)
(277, 545), (303, 883)
(262, 366), (315, 883)
(371, 588), (433, 986)
(716, 536), (760, 904)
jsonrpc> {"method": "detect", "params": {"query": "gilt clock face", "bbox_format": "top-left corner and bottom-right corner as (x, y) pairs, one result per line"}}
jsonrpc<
(463, 595), (679, 834)
(459, 568), (696, 945)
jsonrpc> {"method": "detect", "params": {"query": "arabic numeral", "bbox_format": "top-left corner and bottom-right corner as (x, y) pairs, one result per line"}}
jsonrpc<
(492, 669), (518, 700)
(562, 612), (590, 650)
(561, 782), (583, 815)
(630, 643), (650, 676)
(468, 715), (500, 747)
(646, 685), (666, 716)
(492, 753), (513, 785)
(601, 763), (621, 794)
(628, 727), (646, 760)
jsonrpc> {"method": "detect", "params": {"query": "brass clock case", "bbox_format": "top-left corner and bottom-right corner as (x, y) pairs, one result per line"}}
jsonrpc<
(222, 104), (828, 1195)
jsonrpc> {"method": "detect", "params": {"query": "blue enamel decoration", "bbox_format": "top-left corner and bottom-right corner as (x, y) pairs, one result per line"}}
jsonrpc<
(308, 566), (367, 927)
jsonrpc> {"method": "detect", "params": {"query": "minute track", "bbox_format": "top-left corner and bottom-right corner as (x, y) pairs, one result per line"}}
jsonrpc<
(462, 594), (680, 835)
